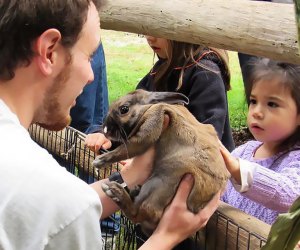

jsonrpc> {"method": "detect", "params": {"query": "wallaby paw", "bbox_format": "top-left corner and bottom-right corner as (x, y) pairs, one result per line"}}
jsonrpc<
(101, 181), (129, 206)
(93, 155), (111, 169)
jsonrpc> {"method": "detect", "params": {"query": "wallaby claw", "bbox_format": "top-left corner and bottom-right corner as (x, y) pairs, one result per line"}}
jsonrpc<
(101, 181), (128, 205)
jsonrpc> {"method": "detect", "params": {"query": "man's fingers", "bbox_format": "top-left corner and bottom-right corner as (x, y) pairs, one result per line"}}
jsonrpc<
(173, 174), (194, 204)
(197, 191), (220, 222)
(203, 191), (221, 212)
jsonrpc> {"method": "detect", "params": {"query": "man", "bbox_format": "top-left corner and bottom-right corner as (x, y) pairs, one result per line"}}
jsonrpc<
(0, 1), (220, 249)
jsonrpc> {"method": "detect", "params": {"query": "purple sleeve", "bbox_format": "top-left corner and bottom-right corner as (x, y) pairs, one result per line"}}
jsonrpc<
(230, 142), (249, 158)
(242, 161), (300, 212)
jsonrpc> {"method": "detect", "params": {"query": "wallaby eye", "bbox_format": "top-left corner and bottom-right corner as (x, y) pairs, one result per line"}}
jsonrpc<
(119, 105), (129, 115)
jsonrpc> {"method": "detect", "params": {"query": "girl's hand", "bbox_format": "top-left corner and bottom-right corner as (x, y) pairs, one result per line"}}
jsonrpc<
(219, 141), (241, 184)
(143, 174), (220, 250)
(84, 133), (112, 153)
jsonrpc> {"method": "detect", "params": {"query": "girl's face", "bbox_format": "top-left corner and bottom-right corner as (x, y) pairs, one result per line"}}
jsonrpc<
(247, 79), (300, 146)
(145, 36), (169, 59)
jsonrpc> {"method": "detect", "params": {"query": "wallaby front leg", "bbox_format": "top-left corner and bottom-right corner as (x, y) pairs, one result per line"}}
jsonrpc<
(93, 144), (130, 168)
(93, 107), (166, 169)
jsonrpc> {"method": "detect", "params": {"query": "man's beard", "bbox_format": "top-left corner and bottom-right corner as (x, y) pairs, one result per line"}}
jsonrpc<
(37, 59), (72, 131)
(37, 115), (71, 131)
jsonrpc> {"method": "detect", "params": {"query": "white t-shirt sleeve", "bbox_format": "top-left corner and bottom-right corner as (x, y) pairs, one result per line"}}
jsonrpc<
(45, 204), (103, 250)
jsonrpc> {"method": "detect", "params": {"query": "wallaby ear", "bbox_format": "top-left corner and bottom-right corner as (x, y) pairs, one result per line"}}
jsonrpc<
(146, 91), (189, 105)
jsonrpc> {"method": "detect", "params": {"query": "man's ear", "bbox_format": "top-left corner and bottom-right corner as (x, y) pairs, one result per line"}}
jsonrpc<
(34, 29), (62, 76)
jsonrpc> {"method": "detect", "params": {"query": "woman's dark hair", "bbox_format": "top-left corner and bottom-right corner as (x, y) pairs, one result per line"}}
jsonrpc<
(0, 0), (103, 81)
(152, 40), (231, 91)
(246, 58), (300, 151)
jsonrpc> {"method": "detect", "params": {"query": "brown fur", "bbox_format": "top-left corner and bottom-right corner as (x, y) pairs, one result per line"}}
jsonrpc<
(93, 89), (229, 235)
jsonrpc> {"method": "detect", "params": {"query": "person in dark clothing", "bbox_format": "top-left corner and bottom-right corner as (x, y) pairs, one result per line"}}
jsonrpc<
(85, 38), (234, 152)
(137, 36), (234, 152)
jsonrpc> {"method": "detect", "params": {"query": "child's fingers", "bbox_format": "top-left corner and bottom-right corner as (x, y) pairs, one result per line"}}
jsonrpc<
(219, 141), (230, 158)
(84, 134), (99, 146)
(84, 133), (112, 153)
(219, 141), (234, 166)
(101, 140), (112, 150)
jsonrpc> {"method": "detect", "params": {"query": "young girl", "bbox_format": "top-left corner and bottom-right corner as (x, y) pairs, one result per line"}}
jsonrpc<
(85, 36), (235, 152)
(221, 58), (300, 225)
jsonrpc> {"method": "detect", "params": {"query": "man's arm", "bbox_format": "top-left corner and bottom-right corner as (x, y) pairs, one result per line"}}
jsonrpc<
(90, 147), (155, 219)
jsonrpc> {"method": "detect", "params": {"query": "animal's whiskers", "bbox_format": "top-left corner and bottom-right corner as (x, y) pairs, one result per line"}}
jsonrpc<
(120, 136), (129, 159)
(115, 120), (130, 159)
(119, 126), (129, 143)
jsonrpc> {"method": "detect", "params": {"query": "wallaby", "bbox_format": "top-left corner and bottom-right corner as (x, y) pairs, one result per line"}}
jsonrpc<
(93, 89), (229, 236)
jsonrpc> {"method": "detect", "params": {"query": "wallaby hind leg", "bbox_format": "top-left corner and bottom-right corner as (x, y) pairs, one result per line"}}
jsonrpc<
(101, 181), (139, 222)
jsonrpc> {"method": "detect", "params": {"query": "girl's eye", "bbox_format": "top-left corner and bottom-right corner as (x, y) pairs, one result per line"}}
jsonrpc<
(249, 98), (256, 105)
(268, 101), (279, 108)
(119, 105), (129, 115)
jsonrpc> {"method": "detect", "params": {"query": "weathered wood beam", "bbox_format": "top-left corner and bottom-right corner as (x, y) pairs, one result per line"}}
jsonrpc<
(206, 201), (271, 249)
(100, 0), (300, 64)
(294, 0), (300, 47)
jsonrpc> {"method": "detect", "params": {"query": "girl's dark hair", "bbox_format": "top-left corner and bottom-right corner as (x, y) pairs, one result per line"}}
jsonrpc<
(246, 58), (300, 151)
(0, 0), (103, 81)
(152, 40), (231, 91)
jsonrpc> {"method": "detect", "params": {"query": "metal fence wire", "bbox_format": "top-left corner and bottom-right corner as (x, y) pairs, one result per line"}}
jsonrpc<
(29, 124), (270, 250)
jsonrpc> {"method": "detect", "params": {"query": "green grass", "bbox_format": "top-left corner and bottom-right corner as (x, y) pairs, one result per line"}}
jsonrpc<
(101, 30), (248, 129)
(227, 52), (248, 128)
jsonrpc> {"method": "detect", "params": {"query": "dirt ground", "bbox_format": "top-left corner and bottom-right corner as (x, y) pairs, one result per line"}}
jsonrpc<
(232, 127), (254, 147)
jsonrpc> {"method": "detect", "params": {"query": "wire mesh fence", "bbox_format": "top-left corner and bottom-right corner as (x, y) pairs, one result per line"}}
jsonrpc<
(29, 124), (270, 250)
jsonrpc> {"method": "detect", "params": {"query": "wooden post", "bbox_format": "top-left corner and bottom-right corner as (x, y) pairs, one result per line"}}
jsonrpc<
(100, 0), (300, 64)
(205, 201), (271, 249)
